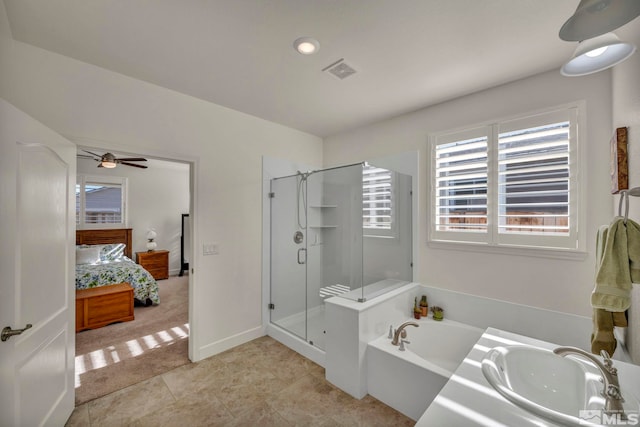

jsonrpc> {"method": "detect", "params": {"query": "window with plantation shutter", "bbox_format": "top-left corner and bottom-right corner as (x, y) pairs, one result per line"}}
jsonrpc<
(430, 104), (583, 252)
(363, 164), (395, 237)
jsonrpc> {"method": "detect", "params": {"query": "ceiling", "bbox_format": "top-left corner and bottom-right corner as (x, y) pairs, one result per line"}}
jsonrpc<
(3, 1), (640, 138)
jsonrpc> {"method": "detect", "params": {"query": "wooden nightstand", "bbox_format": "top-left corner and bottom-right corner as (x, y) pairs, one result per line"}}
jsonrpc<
(136, 250), (169, 280)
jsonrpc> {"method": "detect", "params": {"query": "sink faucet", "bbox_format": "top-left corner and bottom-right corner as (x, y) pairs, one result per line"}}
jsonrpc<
(391, 321), (419, 346)
(553, 346), (626, 417)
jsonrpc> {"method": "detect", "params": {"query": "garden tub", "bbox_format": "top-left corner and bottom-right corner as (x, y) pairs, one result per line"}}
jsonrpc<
(366, 317), (483, 420)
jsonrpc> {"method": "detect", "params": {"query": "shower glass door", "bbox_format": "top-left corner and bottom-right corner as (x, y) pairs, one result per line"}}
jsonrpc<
(270, 175), (307, 341)
(270, 164), (363, 351)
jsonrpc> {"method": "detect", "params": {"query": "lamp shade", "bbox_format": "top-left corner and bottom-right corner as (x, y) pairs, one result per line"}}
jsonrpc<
(559, 0), (640, 42)
(561, 32), (636, 76)
(146, 229), (157, 251)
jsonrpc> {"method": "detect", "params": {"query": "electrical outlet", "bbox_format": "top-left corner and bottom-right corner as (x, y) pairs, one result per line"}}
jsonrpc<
(203, 243), (219, 256)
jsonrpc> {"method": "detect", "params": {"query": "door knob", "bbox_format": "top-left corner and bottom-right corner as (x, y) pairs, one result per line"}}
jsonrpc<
(1, 324), (32, 342)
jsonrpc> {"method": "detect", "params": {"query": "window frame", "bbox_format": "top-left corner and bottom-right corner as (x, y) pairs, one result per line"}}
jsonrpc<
(428, 102), (586, 257)
(76, 174), (128, 230)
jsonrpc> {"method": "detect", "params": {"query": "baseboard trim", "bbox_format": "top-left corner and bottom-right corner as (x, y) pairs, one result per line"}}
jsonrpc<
(195, 326), (264, 361)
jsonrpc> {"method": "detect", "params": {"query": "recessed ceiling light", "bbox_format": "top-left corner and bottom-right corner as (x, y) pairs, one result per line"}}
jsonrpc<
(294, 37), (320, 55)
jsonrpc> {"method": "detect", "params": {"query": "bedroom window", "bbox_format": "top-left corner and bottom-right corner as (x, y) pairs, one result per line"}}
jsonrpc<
(363, 163), (396, 238)
(429, 104), (584, 253)
(76, 175), (128, 229)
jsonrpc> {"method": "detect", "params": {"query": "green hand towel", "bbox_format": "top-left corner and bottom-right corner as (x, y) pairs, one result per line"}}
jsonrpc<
(592, 218), (632, 311)
(591, 308), (617, 356)
(627, 219), (640, 283)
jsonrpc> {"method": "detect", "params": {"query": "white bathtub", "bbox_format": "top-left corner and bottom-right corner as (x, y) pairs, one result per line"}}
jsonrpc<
(366, 317), (483, 420)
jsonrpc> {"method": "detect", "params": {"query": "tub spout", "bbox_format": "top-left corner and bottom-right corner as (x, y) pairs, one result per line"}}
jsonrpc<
(392, 321), (419, 345)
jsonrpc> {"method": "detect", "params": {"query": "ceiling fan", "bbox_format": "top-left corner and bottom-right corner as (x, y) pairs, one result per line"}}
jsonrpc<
(78, 150), (148, 169)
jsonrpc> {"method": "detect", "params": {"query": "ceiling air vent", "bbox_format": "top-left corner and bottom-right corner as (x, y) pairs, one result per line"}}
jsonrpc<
(322, 58), (357, 80)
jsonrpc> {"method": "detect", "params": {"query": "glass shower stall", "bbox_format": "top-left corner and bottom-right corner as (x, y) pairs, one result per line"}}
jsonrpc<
(269, 162), (412, 351)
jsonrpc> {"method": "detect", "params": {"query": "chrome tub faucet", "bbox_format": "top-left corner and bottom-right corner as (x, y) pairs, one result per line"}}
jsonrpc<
(391, 321), (419, 346)
(553, 346), (626, 418)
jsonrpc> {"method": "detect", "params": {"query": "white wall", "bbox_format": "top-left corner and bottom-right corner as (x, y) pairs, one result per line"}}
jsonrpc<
(77, 156), (189, 275)
(325, 69), (613, 318)
(613, 39), (640, 363)
(0, 35), (323, 361)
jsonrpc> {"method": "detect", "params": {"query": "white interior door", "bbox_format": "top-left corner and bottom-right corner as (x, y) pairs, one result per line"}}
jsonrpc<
(0, 100), (76, 426)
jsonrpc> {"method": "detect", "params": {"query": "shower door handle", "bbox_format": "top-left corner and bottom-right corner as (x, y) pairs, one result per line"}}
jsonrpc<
(297, 248), (306, 265)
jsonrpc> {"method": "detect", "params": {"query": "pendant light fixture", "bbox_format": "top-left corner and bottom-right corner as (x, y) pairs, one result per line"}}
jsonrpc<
(559, 0), (640, 77)
(561, 32), (636, 76)
(559, 0), (640, 42)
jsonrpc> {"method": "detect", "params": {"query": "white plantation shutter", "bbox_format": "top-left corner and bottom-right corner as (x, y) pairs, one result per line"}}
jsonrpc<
(431, 106), (581, 250)
(498, 122), (570, 234)
(496, 108), (578, 249)
(432, 127), (490, 243)
(363, 164), (394, 235)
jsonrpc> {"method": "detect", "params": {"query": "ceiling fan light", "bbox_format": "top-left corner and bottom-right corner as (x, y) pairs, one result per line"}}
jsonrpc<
(561, 32), (636, 77)
(100, 152), (117, 168)
(101, 160), (117, 168)
(559, 0), (640, 41)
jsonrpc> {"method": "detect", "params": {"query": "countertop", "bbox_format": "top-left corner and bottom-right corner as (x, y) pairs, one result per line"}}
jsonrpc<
(416, 327), (640, 426)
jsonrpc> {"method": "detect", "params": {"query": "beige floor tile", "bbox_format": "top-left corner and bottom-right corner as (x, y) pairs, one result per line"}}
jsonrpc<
(227, 401), (292, 427)
(72, 336), (413, 427)
(268, 374), (356, 425)
(129, 391), (234, 427)
(340, 394), (415, 427)
(87, 376), (175, 427)
(217, 383), (270, 416)
(265, 350), (321, 383)
(161, 356), (231, 400)
(65, 403), (90, 427)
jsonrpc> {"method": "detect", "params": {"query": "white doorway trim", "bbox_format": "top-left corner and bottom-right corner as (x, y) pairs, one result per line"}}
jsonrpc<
(68, 135), (199, 361)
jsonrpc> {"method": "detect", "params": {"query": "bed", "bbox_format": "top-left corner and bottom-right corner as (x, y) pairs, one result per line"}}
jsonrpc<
(76, 228), (160, 305)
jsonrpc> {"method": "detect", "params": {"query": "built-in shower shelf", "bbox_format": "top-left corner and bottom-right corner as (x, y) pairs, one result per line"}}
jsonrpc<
(310, 205), (337, 208)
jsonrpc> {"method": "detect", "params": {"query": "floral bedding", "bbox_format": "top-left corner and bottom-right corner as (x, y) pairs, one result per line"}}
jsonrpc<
(75, 256), (160, 305)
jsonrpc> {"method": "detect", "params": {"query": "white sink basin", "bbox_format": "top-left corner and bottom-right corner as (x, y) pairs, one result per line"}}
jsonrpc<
(481, 346), (638, 426)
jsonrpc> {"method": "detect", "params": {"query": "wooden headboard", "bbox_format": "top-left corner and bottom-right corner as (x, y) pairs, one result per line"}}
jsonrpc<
(76, 228), (133, 259)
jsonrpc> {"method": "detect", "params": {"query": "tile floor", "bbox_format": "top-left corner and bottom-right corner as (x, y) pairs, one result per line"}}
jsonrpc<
(66, 336), (415, 426)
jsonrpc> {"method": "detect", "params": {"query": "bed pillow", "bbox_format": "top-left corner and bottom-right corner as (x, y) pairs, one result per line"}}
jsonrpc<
(76, 246), (101, 265)
(100, 243), (126, 261)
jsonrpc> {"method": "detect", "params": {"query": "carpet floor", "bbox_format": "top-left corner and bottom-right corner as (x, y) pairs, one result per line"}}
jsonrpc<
(75, 275), (190, 405)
